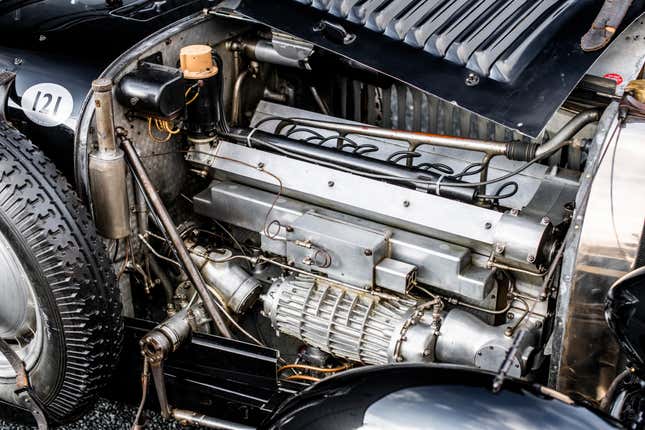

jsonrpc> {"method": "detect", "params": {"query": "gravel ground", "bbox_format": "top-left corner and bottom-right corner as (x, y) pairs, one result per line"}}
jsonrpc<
(0, 398), (203, 429)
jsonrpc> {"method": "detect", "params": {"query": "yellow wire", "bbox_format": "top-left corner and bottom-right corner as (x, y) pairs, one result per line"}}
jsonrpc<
(147, 117), (172, 143)
(185, 86), (200, 105)
(163, 120), (181, 135)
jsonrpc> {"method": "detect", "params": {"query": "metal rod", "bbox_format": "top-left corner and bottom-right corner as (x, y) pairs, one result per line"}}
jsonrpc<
(287, 117), (510, 155)
(172, 409), (255, 430)
(120, 135), (232, 338)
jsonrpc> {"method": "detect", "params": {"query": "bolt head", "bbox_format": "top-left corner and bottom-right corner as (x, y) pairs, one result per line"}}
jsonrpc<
(527, 254), (536, 263)
(328, 180), (335, 187)
(403, 200), (410, 207)
(465, 73), (480, 87)
(540, 216), (551, 225)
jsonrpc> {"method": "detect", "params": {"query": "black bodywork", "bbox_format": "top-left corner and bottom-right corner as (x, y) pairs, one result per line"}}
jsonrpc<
(261, 364), (622, 430)
(0, 0), (211, 176)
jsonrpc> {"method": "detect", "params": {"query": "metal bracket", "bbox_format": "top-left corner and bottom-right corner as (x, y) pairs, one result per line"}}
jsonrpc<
(0, 337), (48, 430)
(0, 71), (16, 123)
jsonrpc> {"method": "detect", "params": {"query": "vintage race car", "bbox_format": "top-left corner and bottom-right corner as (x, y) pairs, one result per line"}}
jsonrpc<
(1, 1), (645, 429)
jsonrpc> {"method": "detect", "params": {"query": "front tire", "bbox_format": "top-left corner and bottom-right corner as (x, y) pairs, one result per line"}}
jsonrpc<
(0, 123), (123, 422)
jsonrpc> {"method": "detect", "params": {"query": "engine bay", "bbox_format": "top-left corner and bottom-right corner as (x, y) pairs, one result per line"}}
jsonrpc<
(76, 9), (622, 418)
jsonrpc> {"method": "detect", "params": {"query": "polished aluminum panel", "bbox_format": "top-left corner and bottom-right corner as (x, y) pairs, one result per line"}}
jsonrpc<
(552, 107), (645, 400)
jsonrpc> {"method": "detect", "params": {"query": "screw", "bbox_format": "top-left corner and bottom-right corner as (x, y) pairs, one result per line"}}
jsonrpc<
(38, 34), (47, 42)
(328, 180), (335, 187)
(257, 162), (265, 169)
(527, 254), (536, 263)
(495, 243), (505, 254)
(484, 222), (492, 230)
(507, 312), (515, 320)
(510, 208), (519, 216)
(13, 57), (22, 65)
(364, 249), (373, 256)
(534, 321), (543, 329)
(465, 72), (480, 87)
(540, 216), (551, 225)
(403, 200), (410, 207)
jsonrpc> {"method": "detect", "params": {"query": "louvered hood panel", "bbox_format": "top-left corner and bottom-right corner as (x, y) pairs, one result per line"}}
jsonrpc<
(298, 0), (582, 84)
(222, 0), (642, 137)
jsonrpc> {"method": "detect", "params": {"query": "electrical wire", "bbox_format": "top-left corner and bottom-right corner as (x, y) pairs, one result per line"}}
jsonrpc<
(185, 83), (200, 106)
(147, 117), (172, 143)
(241, 129), (548, 190)
(246, 116), (552, 199)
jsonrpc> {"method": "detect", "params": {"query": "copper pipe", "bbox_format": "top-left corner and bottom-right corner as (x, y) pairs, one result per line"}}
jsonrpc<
(284, 374), (321, 382)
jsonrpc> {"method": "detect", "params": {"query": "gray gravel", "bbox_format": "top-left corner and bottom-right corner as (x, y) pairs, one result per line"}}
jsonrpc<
(0, 398), (202, 429)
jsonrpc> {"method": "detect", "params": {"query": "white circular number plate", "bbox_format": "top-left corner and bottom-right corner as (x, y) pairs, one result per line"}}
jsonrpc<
(20, 83), (73, 127)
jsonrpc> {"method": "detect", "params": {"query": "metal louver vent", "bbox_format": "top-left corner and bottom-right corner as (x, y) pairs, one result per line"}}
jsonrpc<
(293, 0), (583, 83)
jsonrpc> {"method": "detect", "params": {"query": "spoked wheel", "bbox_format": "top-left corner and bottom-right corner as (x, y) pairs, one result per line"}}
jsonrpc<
(0, 123), (123, 423)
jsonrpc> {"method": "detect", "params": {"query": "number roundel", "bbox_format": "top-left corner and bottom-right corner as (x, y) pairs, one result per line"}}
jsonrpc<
(20, 83), (74, 127)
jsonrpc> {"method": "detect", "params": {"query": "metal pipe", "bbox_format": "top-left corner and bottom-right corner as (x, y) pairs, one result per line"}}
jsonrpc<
(92, 79), (118, 153)
(172, 409), (255, 430)
(286, 117), (510, 156)
(282, 108), (601, 161)
(231, 70), (251, 126)
(119, 135), (232, 338)
(225, 128), (478, 202)
(534, 109), (601, 157)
